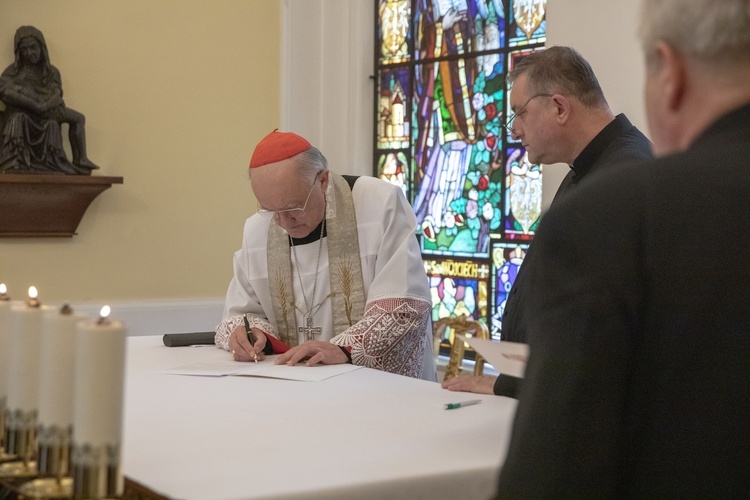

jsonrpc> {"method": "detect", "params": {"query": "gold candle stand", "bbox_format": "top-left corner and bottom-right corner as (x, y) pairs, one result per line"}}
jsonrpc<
(17, 424), (74, 498)
(0, 407), (38, 478)
(71, 442), (122, 499)
(0, 399), (18, 462)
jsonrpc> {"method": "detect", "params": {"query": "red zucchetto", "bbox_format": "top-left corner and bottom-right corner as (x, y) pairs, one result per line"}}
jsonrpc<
(249, 130), (312, 168)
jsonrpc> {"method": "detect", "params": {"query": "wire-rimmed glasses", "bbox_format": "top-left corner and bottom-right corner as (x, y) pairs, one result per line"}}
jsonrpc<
(504, 93), (553, 134)
(256, 176), (319, 219)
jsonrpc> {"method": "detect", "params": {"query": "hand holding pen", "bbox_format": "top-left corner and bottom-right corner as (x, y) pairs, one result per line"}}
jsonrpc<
(243, 313), (259, 363)
(229, 313), (266, 362)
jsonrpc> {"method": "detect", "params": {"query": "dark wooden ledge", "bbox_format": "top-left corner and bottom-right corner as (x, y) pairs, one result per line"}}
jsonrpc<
(0, 173), (124, 237)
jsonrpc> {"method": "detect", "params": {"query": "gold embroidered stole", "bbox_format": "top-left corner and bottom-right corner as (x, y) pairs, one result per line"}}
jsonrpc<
(267, 173), (365, 346)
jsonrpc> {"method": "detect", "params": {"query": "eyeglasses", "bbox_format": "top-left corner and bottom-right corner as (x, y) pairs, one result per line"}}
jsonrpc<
(504, 93), (553, 134)
(256, 176), (319, 219)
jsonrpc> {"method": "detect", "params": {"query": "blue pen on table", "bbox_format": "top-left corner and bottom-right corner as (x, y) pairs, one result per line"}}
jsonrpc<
(243, 313), (259, 363)
(444, 399), (482, 410)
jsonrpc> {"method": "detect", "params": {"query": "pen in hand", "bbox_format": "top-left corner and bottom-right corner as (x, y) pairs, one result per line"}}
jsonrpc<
(243, 313), (258, 363)
(444, 399), (482, 410)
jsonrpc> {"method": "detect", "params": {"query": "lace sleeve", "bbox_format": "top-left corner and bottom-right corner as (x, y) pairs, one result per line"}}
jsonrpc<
(330, 297), (431, 378)
(214, 314), (278, 351)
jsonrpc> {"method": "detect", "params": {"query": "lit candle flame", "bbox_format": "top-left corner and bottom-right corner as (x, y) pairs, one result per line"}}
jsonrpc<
(100, 305), (111, 319)
(96, 305), (112, 325)
(27, 286), (40, 307)
(0, 283), (6, 294)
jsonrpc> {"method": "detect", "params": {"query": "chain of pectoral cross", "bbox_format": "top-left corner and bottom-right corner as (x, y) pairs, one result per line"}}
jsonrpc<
(290, 217), (332, 341)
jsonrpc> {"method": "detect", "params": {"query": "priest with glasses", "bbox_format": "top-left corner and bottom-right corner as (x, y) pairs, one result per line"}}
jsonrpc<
(215, 130), (436, 380)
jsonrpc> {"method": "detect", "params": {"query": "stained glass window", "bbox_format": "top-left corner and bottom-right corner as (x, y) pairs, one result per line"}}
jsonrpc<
(490, 241), (529, 340)
(375, 0), (547, 351)
(424, 258), (489, 356)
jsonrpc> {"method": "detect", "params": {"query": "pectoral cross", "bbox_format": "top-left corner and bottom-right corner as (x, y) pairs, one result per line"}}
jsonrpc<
(299, 316), (322, 341)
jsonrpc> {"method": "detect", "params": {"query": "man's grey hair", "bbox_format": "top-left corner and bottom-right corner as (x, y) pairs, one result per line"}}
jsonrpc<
(507, 46), (608, 108)
(295, 146), (328, 184)
(639, 0), (750, 70)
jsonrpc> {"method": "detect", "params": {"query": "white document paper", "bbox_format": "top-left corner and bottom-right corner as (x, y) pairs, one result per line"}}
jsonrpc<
(165, 357), (362, 382)
(457, 335), (529, 378)
(166, 359), (240, 377)
(233, 363), (362, 382)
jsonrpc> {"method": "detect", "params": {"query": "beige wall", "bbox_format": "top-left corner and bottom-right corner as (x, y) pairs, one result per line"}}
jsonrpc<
(0, 1), (280, 304)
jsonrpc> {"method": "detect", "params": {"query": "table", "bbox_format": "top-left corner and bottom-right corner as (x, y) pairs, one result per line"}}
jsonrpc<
(122, 336), (517, 499)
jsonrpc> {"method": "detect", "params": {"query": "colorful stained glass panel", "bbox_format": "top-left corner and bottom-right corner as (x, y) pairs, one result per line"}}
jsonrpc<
(425, 258), (489, 356)
(414, 0), (506, 60)
(379, 0), (411, 64)
(504, 146), (542, 239)
(490, 241), (530, 340)
(377, 67), (411, 150)
(377, 151), (409, 197)
(412, 55), (506, 258)
(508, 0), (547, 47)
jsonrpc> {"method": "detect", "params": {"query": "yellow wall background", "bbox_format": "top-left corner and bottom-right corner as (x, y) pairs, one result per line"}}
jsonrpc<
(0, 0), (280, 303)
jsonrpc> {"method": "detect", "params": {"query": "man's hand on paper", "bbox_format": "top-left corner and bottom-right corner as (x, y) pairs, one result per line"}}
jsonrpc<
(275, 340), (348, 367)
(229, 325), (267, 362)
(441, 374), (497, 395)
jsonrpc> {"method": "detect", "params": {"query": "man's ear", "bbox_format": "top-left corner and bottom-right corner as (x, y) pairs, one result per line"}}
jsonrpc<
(319, 168), (330, 190)
(552, 94), (571, 125)
(654, 40), (687, 112)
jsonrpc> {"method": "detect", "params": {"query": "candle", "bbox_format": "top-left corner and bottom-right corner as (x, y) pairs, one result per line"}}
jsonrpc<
(0, 283), (19, 456)
(72, 305), (127, 498)
(37, 304), (83, 476)
(0, 284), (12, 407)
(5, 286), (46, 460)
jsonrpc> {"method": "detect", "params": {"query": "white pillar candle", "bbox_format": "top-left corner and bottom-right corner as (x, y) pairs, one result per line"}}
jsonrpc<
(38, 305), (82, 431)
(37, 303), (83, 481)
(72, 306), (126, 498)
(0, 284), (20, 454)
(5, 286), (46, 459)
(6, 290), (46, 416)
(0, 284), (16, 410)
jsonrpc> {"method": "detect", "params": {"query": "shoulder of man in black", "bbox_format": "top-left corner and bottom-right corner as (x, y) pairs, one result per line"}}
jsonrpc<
(589, 113), (653, 176)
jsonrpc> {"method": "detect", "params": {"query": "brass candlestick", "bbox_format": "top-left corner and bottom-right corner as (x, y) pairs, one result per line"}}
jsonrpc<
(0, 407), (38, 478)
(0, 399), (18, 462)
(18, 477), (73, 499)
(71, 442), (122, 499)
(18, 423), (74, 498)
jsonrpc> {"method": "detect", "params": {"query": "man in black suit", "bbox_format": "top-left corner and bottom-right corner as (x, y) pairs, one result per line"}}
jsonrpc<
(497, 0), (750, 496)
(442, 46), (651, 398)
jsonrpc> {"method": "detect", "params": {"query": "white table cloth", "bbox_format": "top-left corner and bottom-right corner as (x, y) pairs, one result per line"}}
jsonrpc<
(122, 336), (517, 499)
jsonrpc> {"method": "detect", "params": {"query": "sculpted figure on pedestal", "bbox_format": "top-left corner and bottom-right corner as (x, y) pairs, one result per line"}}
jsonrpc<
(0, 26), (99, 175)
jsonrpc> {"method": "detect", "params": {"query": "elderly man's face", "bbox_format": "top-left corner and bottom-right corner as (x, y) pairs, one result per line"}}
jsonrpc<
(251, 158), (329, 239)
(18, 37), (41, 65)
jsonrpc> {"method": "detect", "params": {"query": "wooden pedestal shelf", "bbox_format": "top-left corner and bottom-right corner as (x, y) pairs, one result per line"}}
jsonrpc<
(0, 173), (123, 237)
